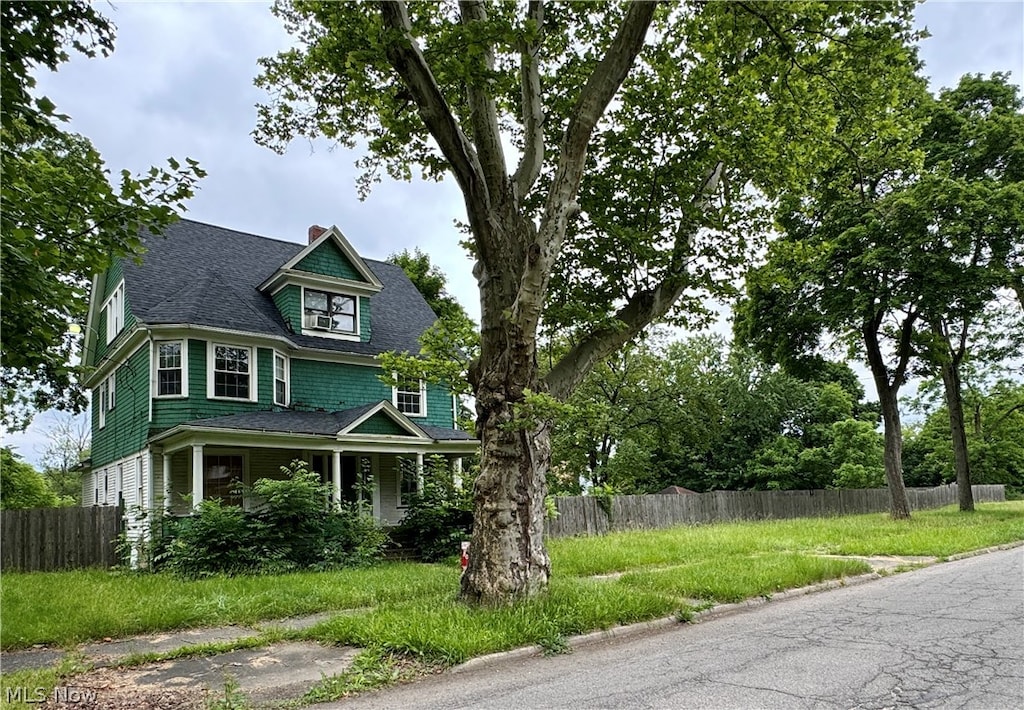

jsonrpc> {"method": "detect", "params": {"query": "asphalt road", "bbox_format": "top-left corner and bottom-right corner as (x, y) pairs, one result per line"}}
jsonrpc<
(322, 547), (1024, 709)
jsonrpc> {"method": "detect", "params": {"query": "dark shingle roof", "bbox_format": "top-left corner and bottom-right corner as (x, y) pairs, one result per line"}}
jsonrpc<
(123, 219), (438, 356)
(182, 405), (474, 441)
(185, 406), (379, 436)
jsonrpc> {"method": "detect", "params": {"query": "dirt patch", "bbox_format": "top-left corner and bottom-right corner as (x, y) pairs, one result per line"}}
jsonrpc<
(41, 641), (359, 708)
(40, 667), (208, 709)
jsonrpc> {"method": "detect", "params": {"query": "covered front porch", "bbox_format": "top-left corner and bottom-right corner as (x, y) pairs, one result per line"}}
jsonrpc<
(149, 403), (478, 525)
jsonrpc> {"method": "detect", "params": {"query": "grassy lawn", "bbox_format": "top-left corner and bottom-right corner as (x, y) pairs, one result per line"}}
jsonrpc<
(2, 502), (1022, 666)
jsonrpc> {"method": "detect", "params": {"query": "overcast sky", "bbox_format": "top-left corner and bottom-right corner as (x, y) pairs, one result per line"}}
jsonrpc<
(5, 0), (1023, 466)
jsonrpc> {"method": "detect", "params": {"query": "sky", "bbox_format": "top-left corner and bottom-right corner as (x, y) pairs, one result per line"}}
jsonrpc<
(4, 0), (1023, 467)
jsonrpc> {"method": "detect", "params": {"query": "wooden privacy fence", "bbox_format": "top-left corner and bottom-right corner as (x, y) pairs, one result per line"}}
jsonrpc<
(1, 505), (122, 572)
(545, 484), (1007, 538)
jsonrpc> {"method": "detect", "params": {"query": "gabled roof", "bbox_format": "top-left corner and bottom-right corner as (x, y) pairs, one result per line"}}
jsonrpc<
(259, 225), (383, 295)
(121, 219), (438, 356)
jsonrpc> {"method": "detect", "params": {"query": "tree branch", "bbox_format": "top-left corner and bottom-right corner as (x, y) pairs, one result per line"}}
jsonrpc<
(544, 162), (724, 401)
(459, 0), (509, 198)
(512, 0), (545, 200)
(892, 305), (919, 388)
(378, 1), (488, 218)
(512, 1), (658, 338)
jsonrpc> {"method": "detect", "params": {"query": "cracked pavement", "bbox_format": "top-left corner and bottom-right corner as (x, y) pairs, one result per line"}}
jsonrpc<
(319, 547), (1024, 709)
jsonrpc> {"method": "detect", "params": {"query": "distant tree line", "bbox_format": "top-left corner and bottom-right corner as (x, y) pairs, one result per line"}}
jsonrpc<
(546, 334), (1023, 500)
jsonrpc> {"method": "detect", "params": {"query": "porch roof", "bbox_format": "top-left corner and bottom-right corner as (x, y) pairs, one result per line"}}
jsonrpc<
(153, 404), (476, 442)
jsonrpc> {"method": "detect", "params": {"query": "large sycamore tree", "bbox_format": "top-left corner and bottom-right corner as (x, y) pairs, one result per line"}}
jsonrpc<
(256, 0), (921, 602)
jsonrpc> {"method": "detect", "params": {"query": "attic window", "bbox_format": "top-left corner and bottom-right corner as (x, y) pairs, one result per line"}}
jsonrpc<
(104, 282), (124, 344)
(303, 289), (356, 334)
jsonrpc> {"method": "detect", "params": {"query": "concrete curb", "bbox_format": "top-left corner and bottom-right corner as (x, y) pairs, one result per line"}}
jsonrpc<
(451, 541), (1024, 674)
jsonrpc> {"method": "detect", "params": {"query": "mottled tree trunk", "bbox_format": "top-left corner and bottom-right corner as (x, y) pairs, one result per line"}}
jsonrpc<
(460, 402), (551, 603)
(459, 200), (553, 603)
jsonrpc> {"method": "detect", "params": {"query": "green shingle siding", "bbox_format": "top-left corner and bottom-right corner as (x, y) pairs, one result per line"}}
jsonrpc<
(272, 285), (301, 332)
(289, 359), (389, 413)
(151, 340), (268, 431)
(296, 241), (364, 281)
(91, 345), (150, 467)
(352, 414), (412, 436)
(290, 359), (453, 428)
(359, 296), (371, 343)
(146, 343), (457, 435)
(257, 348), (273, 403)
(91, 260), (137, 366)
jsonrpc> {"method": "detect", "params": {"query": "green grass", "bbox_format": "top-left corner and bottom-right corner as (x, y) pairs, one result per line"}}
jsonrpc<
(2, 502), (1021, 665)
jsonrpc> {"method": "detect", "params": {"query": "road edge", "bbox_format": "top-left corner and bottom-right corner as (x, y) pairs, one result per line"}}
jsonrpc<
(451, 540), (1024, 674)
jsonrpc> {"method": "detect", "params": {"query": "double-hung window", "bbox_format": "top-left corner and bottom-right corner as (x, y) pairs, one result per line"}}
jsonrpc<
(104, 282), (124, 344)
(394, 378), (426, 417)
(212, 345), (251, 400)
(273, 352), (288, 406)
(98, 372), (115, 428)
(156, 341), (184, 396)
(303, 289), (357, 335)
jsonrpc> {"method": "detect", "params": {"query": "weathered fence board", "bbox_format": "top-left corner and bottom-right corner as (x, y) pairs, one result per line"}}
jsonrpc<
(1, 506), (122, 572)
(545, 484), (1006, 539)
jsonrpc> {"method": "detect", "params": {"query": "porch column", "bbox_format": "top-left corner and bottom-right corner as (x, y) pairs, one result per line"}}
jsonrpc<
(332, 450), (342, 507)
(163, 453), (173, 510)
(191, 444), (204, 509)
(146, 451), (156, 510)
(416, 452), (424, 492)
(452, 457), (464, 490)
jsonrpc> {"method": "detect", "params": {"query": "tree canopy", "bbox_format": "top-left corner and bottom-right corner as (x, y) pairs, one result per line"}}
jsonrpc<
(256, 0), (924, 602)
(0, 1), (204, 429)
(737, 72), (1023, 516)
(0, 447), (66, 509)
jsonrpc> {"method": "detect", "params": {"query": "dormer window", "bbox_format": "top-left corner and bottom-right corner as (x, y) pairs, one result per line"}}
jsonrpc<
(303, 289), (357, 334)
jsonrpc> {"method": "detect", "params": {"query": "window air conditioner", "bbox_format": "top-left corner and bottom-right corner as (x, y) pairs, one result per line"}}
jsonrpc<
(304, 314), (331, 329)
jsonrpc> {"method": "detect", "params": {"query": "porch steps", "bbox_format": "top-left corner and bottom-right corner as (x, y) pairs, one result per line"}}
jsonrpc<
(383, 545), (419, 561)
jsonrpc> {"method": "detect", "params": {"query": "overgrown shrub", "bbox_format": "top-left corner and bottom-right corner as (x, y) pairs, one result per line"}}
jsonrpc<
(164, 499), (260, 577)
(320, 503), (389, 569)
(394, 458), (473, 562)
(157, 460), (385, 577)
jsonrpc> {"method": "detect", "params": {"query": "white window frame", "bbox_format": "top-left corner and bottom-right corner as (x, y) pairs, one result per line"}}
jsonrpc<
(203, 450), (248, 504)
(155, 340), (187, 398)
(300, 286), (360, 340)
(207, 343), (257, 402)
(97, 372), (115, 428)
(103, 281), (125, 344)
(393, 378), (427, 418)
(273, 351), (289, 407)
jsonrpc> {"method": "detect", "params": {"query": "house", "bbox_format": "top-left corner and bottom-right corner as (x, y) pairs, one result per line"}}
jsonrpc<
(80, 219), (478, 534)
(658, 485), (698, 495)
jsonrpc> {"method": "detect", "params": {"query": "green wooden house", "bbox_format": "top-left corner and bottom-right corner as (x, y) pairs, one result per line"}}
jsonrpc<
(81, 220), (477, 535)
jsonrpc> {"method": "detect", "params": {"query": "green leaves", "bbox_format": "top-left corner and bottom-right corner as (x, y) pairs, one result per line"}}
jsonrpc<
(0, 4), (206, 428)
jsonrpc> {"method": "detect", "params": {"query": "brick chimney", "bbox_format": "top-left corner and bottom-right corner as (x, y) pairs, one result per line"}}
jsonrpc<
(308, 224), (327, 243)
